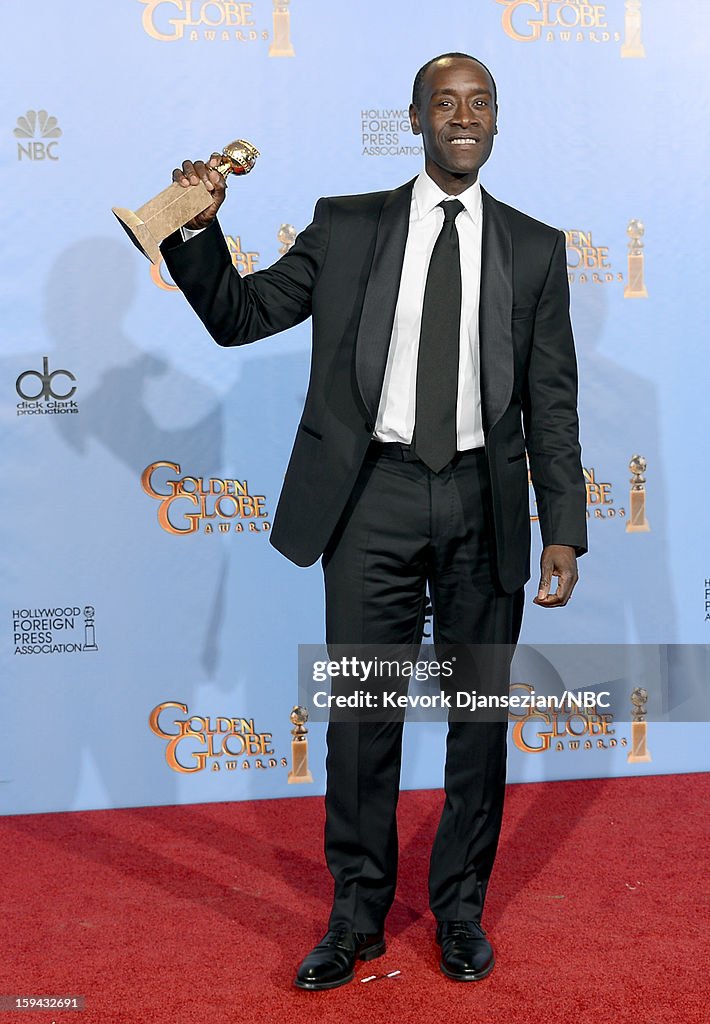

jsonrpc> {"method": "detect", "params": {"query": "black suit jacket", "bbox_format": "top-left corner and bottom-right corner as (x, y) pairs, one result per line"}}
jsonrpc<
(162, 179), (587, 592)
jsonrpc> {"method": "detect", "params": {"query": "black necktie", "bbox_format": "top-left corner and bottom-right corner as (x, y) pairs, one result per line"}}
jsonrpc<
(414, 198), (464, 473)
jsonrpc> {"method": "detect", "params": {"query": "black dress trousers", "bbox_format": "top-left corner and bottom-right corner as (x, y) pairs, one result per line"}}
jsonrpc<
(321, 443), (525, 932)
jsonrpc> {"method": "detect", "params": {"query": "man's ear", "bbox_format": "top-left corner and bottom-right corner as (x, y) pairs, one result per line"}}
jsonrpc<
(409, 103), (421, 136)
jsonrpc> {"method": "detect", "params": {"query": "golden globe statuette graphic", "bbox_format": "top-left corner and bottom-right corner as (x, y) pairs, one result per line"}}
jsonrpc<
(624, 219), (649, 298)
(277, 223), (297, 255)
(621, 0), (646, 59)
(268, 0), (295, 58)
(83, 606), (98, 652)
(626, 455), (651, 533)
(287, 705), (313, 784)
(112, 140), (260, 264)
(627, 687), (652, 763)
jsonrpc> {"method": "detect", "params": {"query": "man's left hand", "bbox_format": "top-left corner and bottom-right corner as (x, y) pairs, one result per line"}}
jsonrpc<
(533, 545), (579, 608)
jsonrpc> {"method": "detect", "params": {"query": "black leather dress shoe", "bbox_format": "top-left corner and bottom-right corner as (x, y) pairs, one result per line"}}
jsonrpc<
(436, 920), (494, 981)
(294, 929), (386, 990)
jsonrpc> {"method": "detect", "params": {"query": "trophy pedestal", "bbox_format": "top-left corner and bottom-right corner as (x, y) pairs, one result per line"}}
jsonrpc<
(626, 489), (650, 533)
(288, 738), (313, 784)
(268, 8), (295, 56)
(112, 180), (212, 264)
(624, 253), (648, 298)
(627, 720), (652, 763)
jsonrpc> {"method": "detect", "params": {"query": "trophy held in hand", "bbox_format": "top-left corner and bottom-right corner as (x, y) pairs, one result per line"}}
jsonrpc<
(112, 139), (259, 264)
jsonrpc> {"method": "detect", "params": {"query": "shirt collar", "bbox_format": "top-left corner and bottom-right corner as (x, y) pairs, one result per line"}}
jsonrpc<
(413, 170), (482, 225)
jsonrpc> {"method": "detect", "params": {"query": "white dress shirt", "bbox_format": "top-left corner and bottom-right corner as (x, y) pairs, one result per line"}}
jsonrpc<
(373, 170), (484, 449)
(182, 171), (485, 448)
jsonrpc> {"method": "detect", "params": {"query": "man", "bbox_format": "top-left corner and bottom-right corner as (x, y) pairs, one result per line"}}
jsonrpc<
(161, 53), (587, 989)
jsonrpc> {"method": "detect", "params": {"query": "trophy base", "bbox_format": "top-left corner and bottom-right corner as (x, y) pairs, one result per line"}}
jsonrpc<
(623, 287), (649, 299)
(626, 522), (651, 533)
(627, 752), (652, 763)
(112, 180), (212, 264)
(621, 45), (646, 59)
(288, 771), (314, 784)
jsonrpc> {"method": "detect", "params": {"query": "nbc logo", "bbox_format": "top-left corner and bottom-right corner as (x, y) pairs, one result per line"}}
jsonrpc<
(14, 110), (62, 161)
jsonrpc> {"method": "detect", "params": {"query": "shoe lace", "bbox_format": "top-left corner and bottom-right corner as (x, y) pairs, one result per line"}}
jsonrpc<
(446, 920), (485, 938)
(321, 928), (353, 948)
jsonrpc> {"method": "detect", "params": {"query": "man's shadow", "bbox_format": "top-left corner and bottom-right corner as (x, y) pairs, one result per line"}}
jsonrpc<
(33, 237), (324, 814)
(524, 281), (678, 643)
(9, 237), (228, 813)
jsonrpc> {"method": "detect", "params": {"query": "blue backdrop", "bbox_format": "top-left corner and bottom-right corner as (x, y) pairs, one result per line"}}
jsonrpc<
(2, 0), (709, 815)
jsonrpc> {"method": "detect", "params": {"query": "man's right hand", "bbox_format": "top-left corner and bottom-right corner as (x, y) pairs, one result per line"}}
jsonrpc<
(172, 155), (227, 231)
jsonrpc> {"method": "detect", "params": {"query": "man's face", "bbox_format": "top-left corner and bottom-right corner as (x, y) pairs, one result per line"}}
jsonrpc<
(409, 57), (497, 185)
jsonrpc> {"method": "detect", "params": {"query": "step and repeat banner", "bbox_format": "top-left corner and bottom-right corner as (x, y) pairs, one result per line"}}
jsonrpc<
(2, 1), (709, 814)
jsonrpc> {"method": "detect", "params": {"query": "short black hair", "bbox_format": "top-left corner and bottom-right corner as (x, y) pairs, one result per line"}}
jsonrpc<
(412, 52), (498, 109)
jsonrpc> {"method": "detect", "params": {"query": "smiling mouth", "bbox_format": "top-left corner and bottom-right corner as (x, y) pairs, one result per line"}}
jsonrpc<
(448, 137), (480, 146)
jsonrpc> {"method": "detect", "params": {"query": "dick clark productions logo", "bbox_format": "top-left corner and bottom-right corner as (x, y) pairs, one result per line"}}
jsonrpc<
(15, 357), (79, 416)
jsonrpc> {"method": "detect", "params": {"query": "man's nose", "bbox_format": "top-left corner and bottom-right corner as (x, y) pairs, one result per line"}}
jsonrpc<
(452, 106), (478, 127)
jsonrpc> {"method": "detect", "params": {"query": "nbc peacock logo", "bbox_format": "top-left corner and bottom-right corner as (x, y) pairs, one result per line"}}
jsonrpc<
(14, 110), (62, 161)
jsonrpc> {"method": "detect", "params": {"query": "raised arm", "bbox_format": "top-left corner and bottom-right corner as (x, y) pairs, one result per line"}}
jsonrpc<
(160, 156), (330, 347)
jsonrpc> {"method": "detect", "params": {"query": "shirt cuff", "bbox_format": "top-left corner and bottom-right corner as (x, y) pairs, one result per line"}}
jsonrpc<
(180, 226), (205, 241)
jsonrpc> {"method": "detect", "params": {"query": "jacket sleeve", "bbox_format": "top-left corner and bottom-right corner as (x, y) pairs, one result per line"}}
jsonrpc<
(523, 230), (588, 556)
(159, 198), (331, 346)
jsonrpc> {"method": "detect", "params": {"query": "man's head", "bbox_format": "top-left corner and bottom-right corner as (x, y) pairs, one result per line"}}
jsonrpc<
(409, 53), (498, 194)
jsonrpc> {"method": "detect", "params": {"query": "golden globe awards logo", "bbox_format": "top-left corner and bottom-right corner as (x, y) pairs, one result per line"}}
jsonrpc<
(509, 684), (627, 754)
(584, 467), (624, 521)
(360, 108), (423, 158)
(141, 461), (270, 535)
(149, 701), (288, 773)
(14, 110), (62, 161)
(564, 220), (649, 294)
(138, 0), (295, 54)
(151, 233), (260, 291)
(565, 230), (622, 287)
(529, 461), (626, 523)
(496, 0), (647, 57)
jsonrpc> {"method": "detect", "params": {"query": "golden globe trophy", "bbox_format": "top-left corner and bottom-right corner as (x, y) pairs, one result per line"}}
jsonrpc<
(624, 219), (649, 298)
(626, 454), (651, 533)
(112, 140), (259, 264)
(268, 0), (295, 58)
(287, 705), (313, 784)
(277, 223), (297, 255)
(621, 0), (646, 59)
(627, 687), (652, 763)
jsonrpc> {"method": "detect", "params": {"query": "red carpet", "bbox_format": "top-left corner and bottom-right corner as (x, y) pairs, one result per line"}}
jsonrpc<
(1, 774), (708, 1024)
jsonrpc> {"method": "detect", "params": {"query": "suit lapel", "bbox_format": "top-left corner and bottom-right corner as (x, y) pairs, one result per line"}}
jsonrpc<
(479, 188), (513, 434)
(355, 179), (415, 422)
